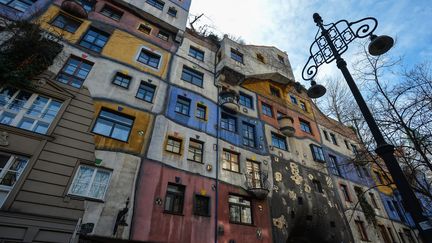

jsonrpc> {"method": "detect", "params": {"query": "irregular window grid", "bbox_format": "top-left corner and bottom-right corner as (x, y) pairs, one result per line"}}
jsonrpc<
(229, 195), (252, 224)
(221, 113), (236, 132)
(222, 150), (239, 172)
(246, 160), (261, 188)
(242, 122), (255, 147)
(189, 46), (204, 61)
(196, 104), (206, 119)
(100, 5), (123, 21)
(69, 165), (111, 200)
(112, 73), (131, 88)
(92, 109), (133, 142)
(188, 139), (203, 163)
(271, 133), (287, 150)
(262, 103), (273, 117)
(175, 97), (190, 115)
(166, 137), (181, 154)
(57, 56), (93, 88)
(79, 28), (110, 53)
(138, 49), (161, 69)
(164, 184), (184, 214)
(0, 153), (28, 191)
(239, 93), (252, 109)
(1, 0), (36, 12)
(0, 87), (62, 134)
(51, 14), (81, 33)
(181, 66), (203, 87)
(136, 82), (155, 103)
(146, 0), (164, 10)
(194, 195), (210, 216)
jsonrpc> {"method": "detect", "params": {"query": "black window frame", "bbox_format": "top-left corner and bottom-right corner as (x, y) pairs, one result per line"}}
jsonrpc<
(323, 130), (329, 140)
(188, 46), (204, 61)
(146, 0), (165, 10)
(220, 113), (236, 132)
(164, 183), (185, 215)
(290, 95), (298, 104)
(92, 108), (134, 142)
(174, 96), (191, 116)
(100, 4), (124, 21)
(310, 144), (325, 162)
(167, 6), (177, 17)
(300, 101), (307, 111)
(270, 86), (281, 98)
(299, 119), (312, 134)
(194, 194), (210, 217)
(228, 194), (252, 225)
(136, 81), (156, 103)
(187, 139), (204, 163)
(277, 54), (285, 64)
(230, 48), (244, 63)
(340, 184), (351, 202)
(56, 55), (93, 88)
(242, 122), (256, 148)
(261, 103), (273, 117)
(50, 13), (82, 33)
(0, 0), (36, 12)
(138, 24), (152, 35)
(137, 48), (161, 69)
(328, 154), (342, 176)
(112, 72), (131, 89)
(181, 66), (204, 87)
(222, 149), (240, 173)
(330, 133), (338, 145)
(239, 92), (253, 109)
(165, 136), (182, 154)
(157, 30), (169, 41)
(312, 179), (323, 193)
(79, 27), (110, 53)
(271, 132), (288, 151)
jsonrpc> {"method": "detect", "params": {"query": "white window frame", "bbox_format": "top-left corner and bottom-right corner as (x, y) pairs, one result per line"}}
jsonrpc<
(0, 153), (29, 206)
(68, 165), (112, 200)
(0, 87), (62, 134)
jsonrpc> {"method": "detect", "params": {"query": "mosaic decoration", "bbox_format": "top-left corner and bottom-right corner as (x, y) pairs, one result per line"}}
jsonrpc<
(256, 228), (263, 239)
(273, 215), (287, 229)
(290, 162), (304, 185)
(155, 197), (162, 206)
(308, 174), (314, 180)
(0, 131), (9, 146)
(304, 183), (311, 193)
(326, 176), (334, 188)
(274, 172), (283, 182)
(273, 185), (279, 192)
(288, 190), (297, 200)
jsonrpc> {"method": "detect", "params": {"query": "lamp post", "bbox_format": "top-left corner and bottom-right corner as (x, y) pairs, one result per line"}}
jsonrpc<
(302, 13), (432, 241)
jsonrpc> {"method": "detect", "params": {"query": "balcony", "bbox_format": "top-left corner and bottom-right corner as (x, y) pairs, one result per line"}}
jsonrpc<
(278, 115), (295, 136)
(219, 89), (239, 112)
(244, 171), (270, 200)
(61, 0), (88, 19)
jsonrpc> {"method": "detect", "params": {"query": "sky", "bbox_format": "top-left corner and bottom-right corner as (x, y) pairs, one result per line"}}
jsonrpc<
(188, 0), (431, 84)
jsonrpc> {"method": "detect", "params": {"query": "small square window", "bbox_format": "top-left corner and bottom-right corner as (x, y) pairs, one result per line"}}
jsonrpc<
(136, 81), (156, 103)
(157, 30), (169, 41)
(229, 195), (252, 224)
(290, 95), (298, 105)
(187, 139), (204, 163)
(69, 165), (111, 200)
(57, 56), (93, 88)
(270, 86), (281, 98)
(189, 46), (204, 61)
(239, 92), (253, 109)
(167, 7), (177, 17)
(164, 183), (185, 214)
(300, 101), (307, 111)
(79, 27), (110, 53)
(100, 4), (123, 21)
(220, 113), (236, 132)
(196, 104), (206, 120)
(181, 66), (204, 87)
(271, 132), (287, 151)
(277, 54), (285, 64)
(51, 14), (81, 33)
(300, 119), (312, 134)
(222, 149), (239, 172)
(262, 103), (273, 117)
(112, 72), (131, 88)
(146, 0), (165, 10)
(138, 24), (152, 35)
(137, 48), (161, 69)
(166, 136), (182, 154)
(175, 96), (190, 116)
(92, 109), (134, 142)
(194, 195), (210, 216)
(256, 53), (264, 63)
(310, 144), (325, 162)
(230, 48), (243, 63)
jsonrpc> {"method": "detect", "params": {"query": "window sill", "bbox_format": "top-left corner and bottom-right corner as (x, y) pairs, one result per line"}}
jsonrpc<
(174, 111), (190, 117)
(163, 211), (184, 216)
(92, 132), (129, 143)
(222, 168), (242, 174)
(0, 124), (55, 141)
(194, 213), (211, 218)
(67, 194), (105, 203)
(165, 150), (181, 155)
(187, 159), (204, 164)
(229, 221), (255, 227)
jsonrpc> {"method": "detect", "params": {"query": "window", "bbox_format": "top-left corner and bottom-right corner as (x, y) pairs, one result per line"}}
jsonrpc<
(355, 220), (369, 241)
(323, 130), (329, 140)
(300, 101), (307, 111)
(256, 53), (264, 63)
(270, 86), (281, 98)
(69, 165), (111, 200)
(92, 109), (133, 142)
(157, 30), (169, 41)
(196, 104), (206, 120)
(51, 14), (81, 33)
(351, 144), (358, 154)
(77, 0), (94, 12)
(369, 192), (379, 209)
(187, 139), (203, 163)
(0, 153), (28, 206)
(230, 48), (243, 63)
(261, 103), (273, 117)
(340, 184), (351, 201)
(328, 154), (341, 176)
(239, 92), (253, 109)
(242, 122), (255, 147)
(271, 132), (287, 151)
(164, 183), (185, 214)
(222, 150), (239, 172)
(277, 54), (284, 64)
(387, 200), (395, 212)
(246, 160), (261, 188)
(57, 56), (93, 88)
(220, 113), (236, 132)
(229, 195), (252, 224)
(188, 46), (204, 61)
(378, 225), (392, 243)
(100, 5), (123, 21)
(0, 0), (36, 12)
(0, 87), (62, 134)
(330, 133), (338, 145)
(300, 119), (312, 134)
(355, 164), (364, 178)
(112, 72), (131, 88)
(167, 7), (177, 17)
(136, 81), (156, 103)
(138, 24), (152, 35)
(344, 139), (350, 149)
(181, 66), (204, 87)
(137, 48), (161, 69)
(146, 0), (165, 10)
(194, 195), (210, 216)
(310, 144), (325, 162)
(387, 227), (396, 243)
(276, 111), (285, 119)
(79, 27), (110, 52)
(290, 95), (298, 104)
(166, 136), (182, 154)
(312, 179), (323, 193)
(175, 96), (190, 116)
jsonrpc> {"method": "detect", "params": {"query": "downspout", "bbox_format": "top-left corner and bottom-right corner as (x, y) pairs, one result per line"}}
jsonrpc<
(214, 44), (221, 243)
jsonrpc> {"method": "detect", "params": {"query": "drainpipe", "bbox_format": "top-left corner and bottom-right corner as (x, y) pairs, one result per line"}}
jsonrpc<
(214, 43), (221, 243)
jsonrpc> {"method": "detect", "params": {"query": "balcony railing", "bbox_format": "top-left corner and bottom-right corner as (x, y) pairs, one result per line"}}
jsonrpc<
(219, 90), (239, 112)
(244, 171), (270, 200)
(277, 115), (295, 136)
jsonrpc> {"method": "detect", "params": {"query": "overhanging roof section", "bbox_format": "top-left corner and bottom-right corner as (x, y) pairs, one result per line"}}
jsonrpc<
(246, 72), (294, 85)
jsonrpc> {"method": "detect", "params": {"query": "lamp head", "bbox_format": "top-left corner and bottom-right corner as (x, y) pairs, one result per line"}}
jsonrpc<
(368, 34), (394, 56)
(307, 80), (326, 99)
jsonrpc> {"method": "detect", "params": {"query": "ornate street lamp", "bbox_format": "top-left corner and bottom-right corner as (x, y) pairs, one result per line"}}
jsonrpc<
(302, 13), (432, 241)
